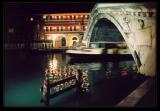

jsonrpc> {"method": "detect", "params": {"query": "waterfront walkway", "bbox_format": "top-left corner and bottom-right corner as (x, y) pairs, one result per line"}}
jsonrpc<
(116, 77), (156, 107)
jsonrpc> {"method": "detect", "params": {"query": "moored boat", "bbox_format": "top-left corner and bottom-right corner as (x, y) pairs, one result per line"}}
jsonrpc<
(66, 48), (104, 55)
(66, 48), (105, 60)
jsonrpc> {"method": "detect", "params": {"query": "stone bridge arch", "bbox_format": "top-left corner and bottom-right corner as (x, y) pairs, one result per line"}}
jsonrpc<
(83, 3), (156, 77)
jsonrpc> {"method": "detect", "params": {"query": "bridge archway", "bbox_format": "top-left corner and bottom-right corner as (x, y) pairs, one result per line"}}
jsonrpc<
(84, 13), (141, 73)
(83, 3), (156, 77)
(90, 18), (125, 48)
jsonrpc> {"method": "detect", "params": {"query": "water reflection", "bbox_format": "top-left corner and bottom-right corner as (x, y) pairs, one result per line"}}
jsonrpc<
(81, 70), (89, 92)
(40, 53), (138, 106)
(4, 51), (148, 107)
(104, 61), (138, 78)
(40, 54), (90, 98)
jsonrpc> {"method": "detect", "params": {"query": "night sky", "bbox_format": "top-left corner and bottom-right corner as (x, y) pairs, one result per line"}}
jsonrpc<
(4, 3), (95, 22)
(4, 3), (95, 14)
(4, 2), (95, 41)
(4, 2), (96, 27)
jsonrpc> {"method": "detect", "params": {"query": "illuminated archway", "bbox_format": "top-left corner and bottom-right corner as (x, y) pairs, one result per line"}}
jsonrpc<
(55, 36), (67, 48)
(62, 37), (66, 46)
(71, 36), (79, 47)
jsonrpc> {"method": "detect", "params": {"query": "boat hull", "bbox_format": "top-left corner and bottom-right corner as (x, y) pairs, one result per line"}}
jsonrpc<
(66, 53), (133, 63)
(66, 48), (133, 63)
(66, 48), (104, 55)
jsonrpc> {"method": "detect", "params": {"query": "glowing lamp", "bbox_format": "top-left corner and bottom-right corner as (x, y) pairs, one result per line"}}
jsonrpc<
(48, 36), (52, 40)
(30, 17), (33, 21)
(82, 40), (88, 45)
(43, 15), (46, 19)
(76, 26), (79, 29)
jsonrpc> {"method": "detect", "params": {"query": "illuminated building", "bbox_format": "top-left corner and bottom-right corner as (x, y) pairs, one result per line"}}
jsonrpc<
(33, 13), (90, 49)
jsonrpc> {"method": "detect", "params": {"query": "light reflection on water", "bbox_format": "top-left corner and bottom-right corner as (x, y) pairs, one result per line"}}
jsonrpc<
(4, 51), (141, 107)
(40, 53), (137, 101)
(41, 54), (90, 95)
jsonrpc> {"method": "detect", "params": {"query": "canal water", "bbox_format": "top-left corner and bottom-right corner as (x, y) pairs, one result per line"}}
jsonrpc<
(4, 51), (147, 107)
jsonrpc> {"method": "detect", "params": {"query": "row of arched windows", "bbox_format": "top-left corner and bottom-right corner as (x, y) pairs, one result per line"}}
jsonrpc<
(43, 15), (89, 20)
(44, 26), (87, 31)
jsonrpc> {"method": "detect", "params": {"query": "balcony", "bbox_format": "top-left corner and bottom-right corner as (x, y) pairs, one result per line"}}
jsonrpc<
(44, 19), (89, 22)
(44, 30), (85, 34)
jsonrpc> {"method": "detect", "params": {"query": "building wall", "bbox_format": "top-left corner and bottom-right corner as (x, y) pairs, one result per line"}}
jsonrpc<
(44, 33), (81, 48)
(34, 13), (90, 49)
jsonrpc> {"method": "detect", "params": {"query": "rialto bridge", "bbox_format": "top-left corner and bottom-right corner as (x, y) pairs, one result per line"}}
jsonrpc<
(83, 3), (156, 77)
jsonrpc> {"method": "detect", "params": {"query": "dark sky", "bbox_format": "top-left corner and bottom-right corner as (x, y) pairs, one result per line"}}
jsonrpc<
(4, 3), (96, 41)
(4, 3), (95, 16)
(4, 3), (95, 26)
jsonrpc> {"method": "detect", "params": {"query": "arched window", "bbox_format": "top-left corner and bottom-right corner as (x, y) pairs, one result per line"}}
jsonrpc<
(61, 37), (66, 46)
(72, 37), (77, 40)
(46, 27), (49, 31)
(46, 16), (49, 20)
(49, 16), (52, 20)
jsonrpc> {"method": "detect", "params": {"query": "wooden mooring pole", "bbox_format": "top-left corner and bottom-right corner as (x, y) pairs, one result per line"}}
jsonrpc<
(44, 78), (50, 106)
(76, 69), (83, 96)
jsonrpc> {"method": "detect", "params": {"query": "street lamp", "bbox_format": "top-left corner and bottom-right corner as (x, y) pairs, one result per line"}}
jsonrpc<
(30, 17), (34, 21)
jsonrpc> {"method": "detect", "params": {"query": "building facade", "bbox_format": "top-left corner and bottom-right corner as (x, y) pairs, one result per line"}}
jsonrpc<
(32, 13), (90, 49)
